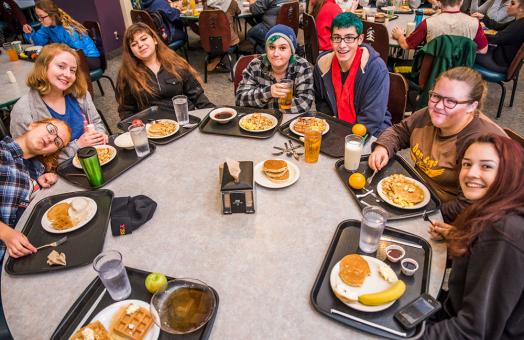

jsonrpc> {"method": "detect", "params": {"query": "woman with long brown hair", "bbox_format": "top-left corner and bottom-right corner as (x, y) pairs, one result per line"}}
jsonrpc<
(116, 23), (214, 119)
(423, 134), (524, 338)
(310, 0), (342, 52)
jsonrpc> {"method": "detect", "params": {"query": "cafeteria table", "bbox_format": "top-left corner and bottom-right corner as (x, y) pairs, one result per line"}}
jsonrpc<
(0, 51), (33, 109)
(2, 108), (447, 339)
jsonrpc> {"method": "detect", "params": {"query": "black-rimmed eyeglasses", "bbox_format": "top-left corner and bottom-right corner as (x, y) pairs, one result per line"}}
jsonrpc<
(330, 35), (359, 44)
(428, 91), (473, 110)
(46, 123), (64, 149)
(37, 15), (49, 22)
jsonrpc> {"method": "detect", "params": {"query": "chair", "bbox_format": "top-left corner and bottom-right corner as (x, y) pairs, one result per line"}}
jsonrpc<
(130, 9), (188, 59)
(504, 128), (524, 149)
(302, 13), (319, 65)
(276, 1), (299, 35)
(388, 72), (409, 124)
(199, 9), (235, 83)
(0, 108), (11, 138)
(473, 42), (524, 119)
(83, 21), (116, 97)
(233, 54), (258, 93)
(362, 20), (389, 65)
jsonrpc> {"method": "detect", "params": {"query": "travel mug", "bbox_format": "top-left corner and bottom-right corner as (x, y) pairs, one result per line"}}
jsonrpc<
(78, 147), (104, 187)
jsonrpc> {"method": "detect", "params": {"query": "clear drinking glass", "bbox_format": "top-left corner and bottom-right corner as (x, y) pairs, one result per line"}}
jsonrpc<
(304, 127), (322, 163)
(359, 206), (388, 253)
(172, 95), (189, 125)
(278, 79), (294, 111)
(409, 0), (421, 8)
(359, 0), (370, 7)
(93, 250), (132, 301)
(344, 134), (363, 171)
(128, 124), (151, 157)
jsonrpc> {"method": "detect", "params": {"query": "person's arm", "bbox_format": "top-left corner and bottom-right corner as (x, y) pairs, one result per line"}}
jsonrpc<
(0, 221), (36, 258)
(235, 60), (273, 107)
(486, 20), (516, 44)
(474, 23), (489, 53)
(9, 96), (35, 139)
(288, 61), (314, 114)
(82, 92), (108, 135)
(313, 64), (334, 116)
(183, 71), (215, 109)
(249, 0), (271, 16)
(373, 108), (422, 156)
(441, 193), (471, 223)
(482, 15), (512, 30)
(469, 0), (480, 13)
(24, 26), (51, 46)
(116, 79), (140, 119)
(485, 0), (511, 22)
(477, 0), (494, 14)
(397, 20), (428, 50)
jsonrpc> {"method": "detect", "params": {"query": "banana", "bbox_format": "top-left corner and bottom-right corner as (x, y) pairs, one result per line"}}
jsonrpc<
(358, 280), (406, 306)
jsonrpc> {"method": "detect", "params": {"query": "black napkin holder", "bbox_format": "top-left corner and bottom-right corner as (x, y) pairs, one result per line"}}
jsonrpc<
(220, 161), (256, 214)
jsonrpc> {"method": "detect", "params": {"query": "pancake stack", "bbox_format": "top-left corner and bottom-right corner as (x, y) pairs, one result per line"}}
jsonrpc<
(263, 160), (289, 183)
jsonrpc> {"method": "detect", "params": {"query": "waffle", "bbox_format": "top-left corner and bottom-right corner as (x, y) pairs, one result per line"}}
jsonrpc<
(111, 304), (153, 340)
(70, 320), (110, 340)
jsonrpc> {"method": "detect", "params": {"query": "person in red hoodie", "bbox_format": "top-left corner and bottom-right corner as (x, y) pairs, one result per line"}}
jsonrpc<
(310, 0), (342, 52)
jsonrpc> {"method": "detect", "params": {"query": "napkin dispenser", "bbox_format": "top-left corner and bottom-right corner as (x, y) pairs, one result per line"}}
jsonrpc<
(220, 161), (255, 214)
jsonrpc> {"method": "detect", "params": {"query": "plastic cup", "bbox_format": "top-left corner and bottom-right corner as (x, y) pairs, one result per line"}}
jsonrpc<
(359, 206), (388, 253)
(93, 250), (132, 301)
(128, 124), (151, 157)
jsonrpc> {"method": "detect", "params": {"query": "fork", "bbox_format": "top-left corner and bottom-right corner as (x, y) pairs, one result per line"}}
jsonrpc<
(423, 210), (436, 225)
(36, 236), (68, 250)
(367, 169), (378, 186)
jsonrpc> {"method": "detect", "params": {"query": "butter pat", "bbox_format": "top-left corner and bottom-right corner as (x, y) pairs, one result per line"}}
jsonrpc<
(126, 303), (139, 315)
(81, 327), (95, 340)
(379, 264), (397, 283)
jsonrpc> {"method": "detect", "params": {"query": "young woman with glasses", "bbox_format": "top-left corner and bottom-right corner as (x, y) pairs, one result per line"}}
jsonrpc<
(21, 0), (101, 71)
(368, 67), (507, 222)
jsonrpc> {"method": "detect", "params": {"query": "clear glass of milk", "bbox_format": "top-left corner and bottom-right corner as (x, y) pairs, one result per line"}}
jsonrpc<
(344, 134), (363, 171)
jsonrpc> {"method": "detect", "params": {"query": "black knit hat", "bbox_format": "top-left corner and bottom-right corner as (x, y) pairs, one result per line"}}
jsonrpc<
(110, 195), (157, 236)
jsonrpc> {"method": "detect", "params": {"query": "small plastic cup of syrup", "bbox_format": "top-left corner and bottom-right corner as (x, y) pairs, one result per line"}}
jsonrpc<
(401, 258), (419, 276)
(385, 245), (405, 263)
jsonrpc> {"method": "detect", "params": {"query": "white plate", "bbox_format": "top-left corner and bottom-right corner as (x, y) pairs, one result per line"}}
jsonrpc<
(254, 160), (300, 189)
(238, 113), (278, 133)
(377, 176), (431, 210)
(72, 145), (117, 169)
(41, 197), (97, 234)
(114, 132), (134, 149)
(90, 299), (160, 340)
(146, 119), (180, 139)
(289, 117), (330, 137)
(330, 255), (398, 312)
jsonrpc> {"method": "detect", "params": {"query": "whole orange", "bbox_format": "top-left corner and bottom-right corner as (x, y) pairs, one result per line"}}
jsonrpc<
(352, 124), (367, 137)
(348, 173), (366, 190)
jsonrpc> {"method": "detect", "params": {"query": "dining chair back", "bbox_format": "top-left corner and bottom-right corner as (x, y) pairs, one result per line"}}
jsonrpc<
(504, 128), (524, 149)
(83, 21), (116, 96)
(233, 54), (258, 93)
(302, 12), (319, 65)
(362, 20), (389, 64)
(276, 1), (299, 35)
(388, 72), (409, 124)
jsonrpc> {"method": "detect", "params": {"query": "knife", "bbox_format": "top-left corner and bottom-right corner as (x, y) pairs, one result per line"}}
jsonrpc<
(331, 308), (408, 337)
(380, 236), (423, 249)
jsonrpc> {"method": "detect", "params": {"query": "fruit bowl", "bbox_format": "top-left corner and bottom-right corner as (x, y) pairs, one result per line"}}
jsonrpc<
(150, 278), (216, 334)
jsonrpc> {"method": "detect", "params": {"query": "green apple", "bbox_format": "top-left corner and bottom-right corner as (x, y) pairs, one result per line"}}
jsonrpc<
(145, 272), (167, 294)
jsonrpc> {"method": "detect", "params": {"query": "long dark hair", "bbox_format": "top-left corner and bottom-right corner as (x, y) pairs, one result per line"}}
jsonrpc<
(448, 134), (524, 256)
(309, 0), (326, 18)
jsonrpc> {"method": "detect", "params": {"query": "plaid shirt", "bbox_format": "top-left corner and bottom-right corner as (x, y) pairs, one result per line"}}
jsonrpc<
(235, 55), (314, 114)
(0, 137), (43, 227)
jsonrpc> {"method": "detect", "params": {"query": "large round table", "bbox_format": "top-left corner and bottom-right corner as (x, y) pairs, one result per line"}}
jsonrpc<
(2, 109), (447, 339)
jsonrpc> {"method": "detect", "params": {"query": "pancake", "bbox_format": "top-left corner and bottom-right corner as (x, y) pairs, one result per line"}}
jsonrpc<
(381, 174), (425, 207)
(265, 169), (290, 183)
(339, 254), (371, 287)
(263, 159), (288, 173)
(70, 320), (110, 340)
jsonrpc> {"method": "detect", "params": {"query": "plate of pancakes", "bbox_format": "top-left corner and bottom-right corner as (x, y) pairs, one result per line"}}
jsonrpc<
(330, 254), (399, 312)
(41, 197), (97, 234)
(289, 117), (330, 136)
(254, 159), (300, 188)
(72, 145), (117, 169)
(146, 119), (180, 139)
(377, 174), (430, 210)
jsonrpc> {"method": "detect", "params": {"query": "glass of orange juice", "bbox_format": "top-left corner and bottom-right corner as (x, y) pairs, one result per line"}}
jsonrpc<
(3, 43), (18, 62)
(304, 127), (322, 163)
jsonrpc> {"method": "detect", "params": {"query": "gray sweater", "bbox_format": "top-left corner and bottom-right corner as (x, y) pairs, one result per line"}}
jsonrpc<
(10, 89), (107, 162)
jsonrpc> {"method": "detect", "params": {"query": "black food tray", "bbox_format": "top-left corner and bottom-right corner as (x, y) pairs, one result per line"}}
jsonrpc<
(379, 8), (414, 14)
(335, 154), (440, 220)
(117, 106), (201, 145)
(56, 136), (156, 189)
(311, 220), (431, 339)
(199, 106), (283, 139)
(375, 14), (400, 22)
(279, 111), (369, 158)
(51, 267), (219, 340)
(4, 190), (113, 275)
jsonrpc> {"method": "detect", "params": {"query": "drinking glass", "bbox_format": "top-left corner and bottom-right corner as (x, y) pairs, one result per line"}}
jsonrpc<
(304, 127), (322, 163)
(359, 0), (370, 7)
(93, 250), (132, 301)
(359, 206), (388, 253)
(393, 0), (402, 9)
(128, 124), (150, 157)
(3, 43), (18, 62)
(173, 95), (189, 125)
(344, 134), (363, 171)
(278, 79), (294, 111)
(409, 0), (421, 8)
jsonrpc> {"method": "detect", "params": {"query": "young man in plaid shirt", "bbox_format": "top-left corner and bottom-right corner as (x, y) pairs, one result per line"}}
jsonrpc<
(236, 25), (314, 114)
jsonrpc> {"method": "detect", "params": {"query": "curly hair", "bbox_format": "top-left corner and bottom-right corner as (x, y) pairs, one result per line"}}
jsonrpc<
(35, 0), (88, 36)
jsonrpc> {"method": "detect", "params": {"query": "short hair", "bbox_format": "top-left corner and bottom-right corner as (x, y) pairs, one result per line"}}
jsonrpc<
(26, 43), (88, 98)
(439, 0), (463, 7)
(434, 67), (486, 110)
(330, 12), (363, 35)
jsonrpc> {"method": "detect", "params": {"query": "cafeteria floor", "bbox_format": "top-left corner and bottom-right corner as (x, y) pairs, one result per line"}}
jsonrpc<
(93, 31), (524, 136)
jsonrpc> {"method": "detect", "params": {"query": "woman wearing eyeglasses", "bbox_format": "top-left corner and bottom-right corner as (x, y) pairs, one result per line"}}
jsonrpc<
(10, 43), (108, 163)
(368, 67), (507, 222)
(21, 0), (101, 71)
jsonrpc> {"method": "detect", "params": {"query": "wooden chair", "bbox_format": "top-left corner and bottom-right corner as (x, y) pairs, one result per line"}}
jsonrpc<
(276, 1), (299, 35)
(362, 20), (389, 64)
(83, 21), (116, 96)
(0, 108), (11, 139)
(199, 10), (235, 83)
(474, 42), (524, 118)
(233, 54), (258, 94)
(504, 128), (524, 149)
(302, 12), (319, 65)
(388, 72), (409, 124)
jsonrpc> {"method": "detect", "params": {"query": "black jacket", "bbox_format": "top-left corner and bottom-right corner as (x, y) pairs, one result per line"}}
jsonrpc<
(117, 66), (214, 119)
(486, 17), (524, 68)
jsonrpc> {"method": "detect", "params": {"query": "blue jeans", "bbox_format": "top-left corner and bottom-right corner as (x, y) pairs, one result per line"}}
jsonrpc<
(247, 23), (269, 54)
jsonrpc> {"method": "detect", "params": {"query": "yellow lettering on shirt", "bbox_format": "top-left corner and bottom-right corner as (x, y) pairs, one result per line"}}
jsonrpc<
(410, 144), (445, 178)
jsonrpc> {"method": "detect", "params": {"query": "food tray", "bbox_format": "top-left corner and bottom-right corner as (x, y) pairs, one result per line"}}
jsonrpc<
(335, 155), (440, 220)
(375, 14), (399, 22)
(311, 219), (432, 339)
(199, 106), (283, 139)
(4, 190), (113, 275)
(51, 267), (219, 340)
(117, 106), (201, 145)
(379, 8), (414, 14)
(278, 112), (369, 158)
(56, 135), (156, 190)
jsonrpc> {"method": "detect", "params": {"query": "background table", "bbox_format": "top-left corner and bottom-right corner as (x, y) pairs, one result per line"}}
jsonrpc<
(2, 109), (447, 339)
(0, 52), (33, 108)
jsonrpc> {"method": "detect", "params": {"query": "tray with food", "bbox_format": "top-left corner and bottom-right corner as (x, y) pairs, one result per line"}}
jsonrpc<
(56, 135), (156, 190)
(279, 112), (369, 158)
(199, 106), (283, 139)
(311, 219), (431, 339)
(117, 106), (201, 145)
(51, 267), (219, 340)
(374, 13), (400, 22)
(385, 5), (413, 14)
(335, 154), (441, 220)
(4, 190), (113, 275)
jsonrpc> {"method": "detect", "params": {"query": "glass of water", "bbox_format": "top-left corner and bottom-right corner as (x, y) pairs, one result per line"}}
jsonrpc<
(128, 124), (150, 157)
(359, 206), (388, 253)
(359, 0), (370, 7)
(409, 0), (421, 9)
(172, 95), (189, 125)
(93, 250), (132, 301)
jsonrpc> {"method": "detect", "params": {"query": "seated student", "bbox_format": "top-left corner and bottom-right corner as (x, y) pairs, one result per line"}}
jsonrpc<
(236, 24), (314, 114)
(1, 118), (71, 259)
(475, 0), (524, 73)
(10, 44), (108, 163)
(22, 0), (102, 71)
(470, 0), (514, 25)
(116, 23), (214, 119)
(368, 67), (507, 222)
(423, 134), (524, 339)
(247, 0), (289, 53)
(141, 0), (187, 42)
(313, 12), (392, 137)
(310, 0), (342, 52)
(391, 0), (488, 54)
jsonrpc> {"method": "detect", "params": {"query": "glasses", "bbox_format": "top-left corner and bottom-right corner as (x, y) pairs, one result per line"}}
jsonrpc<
(331, 35), (359, 44)
(428, 91), (473, 109)
(37, 15), (49, 22)
(46, 123), (64, 149)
